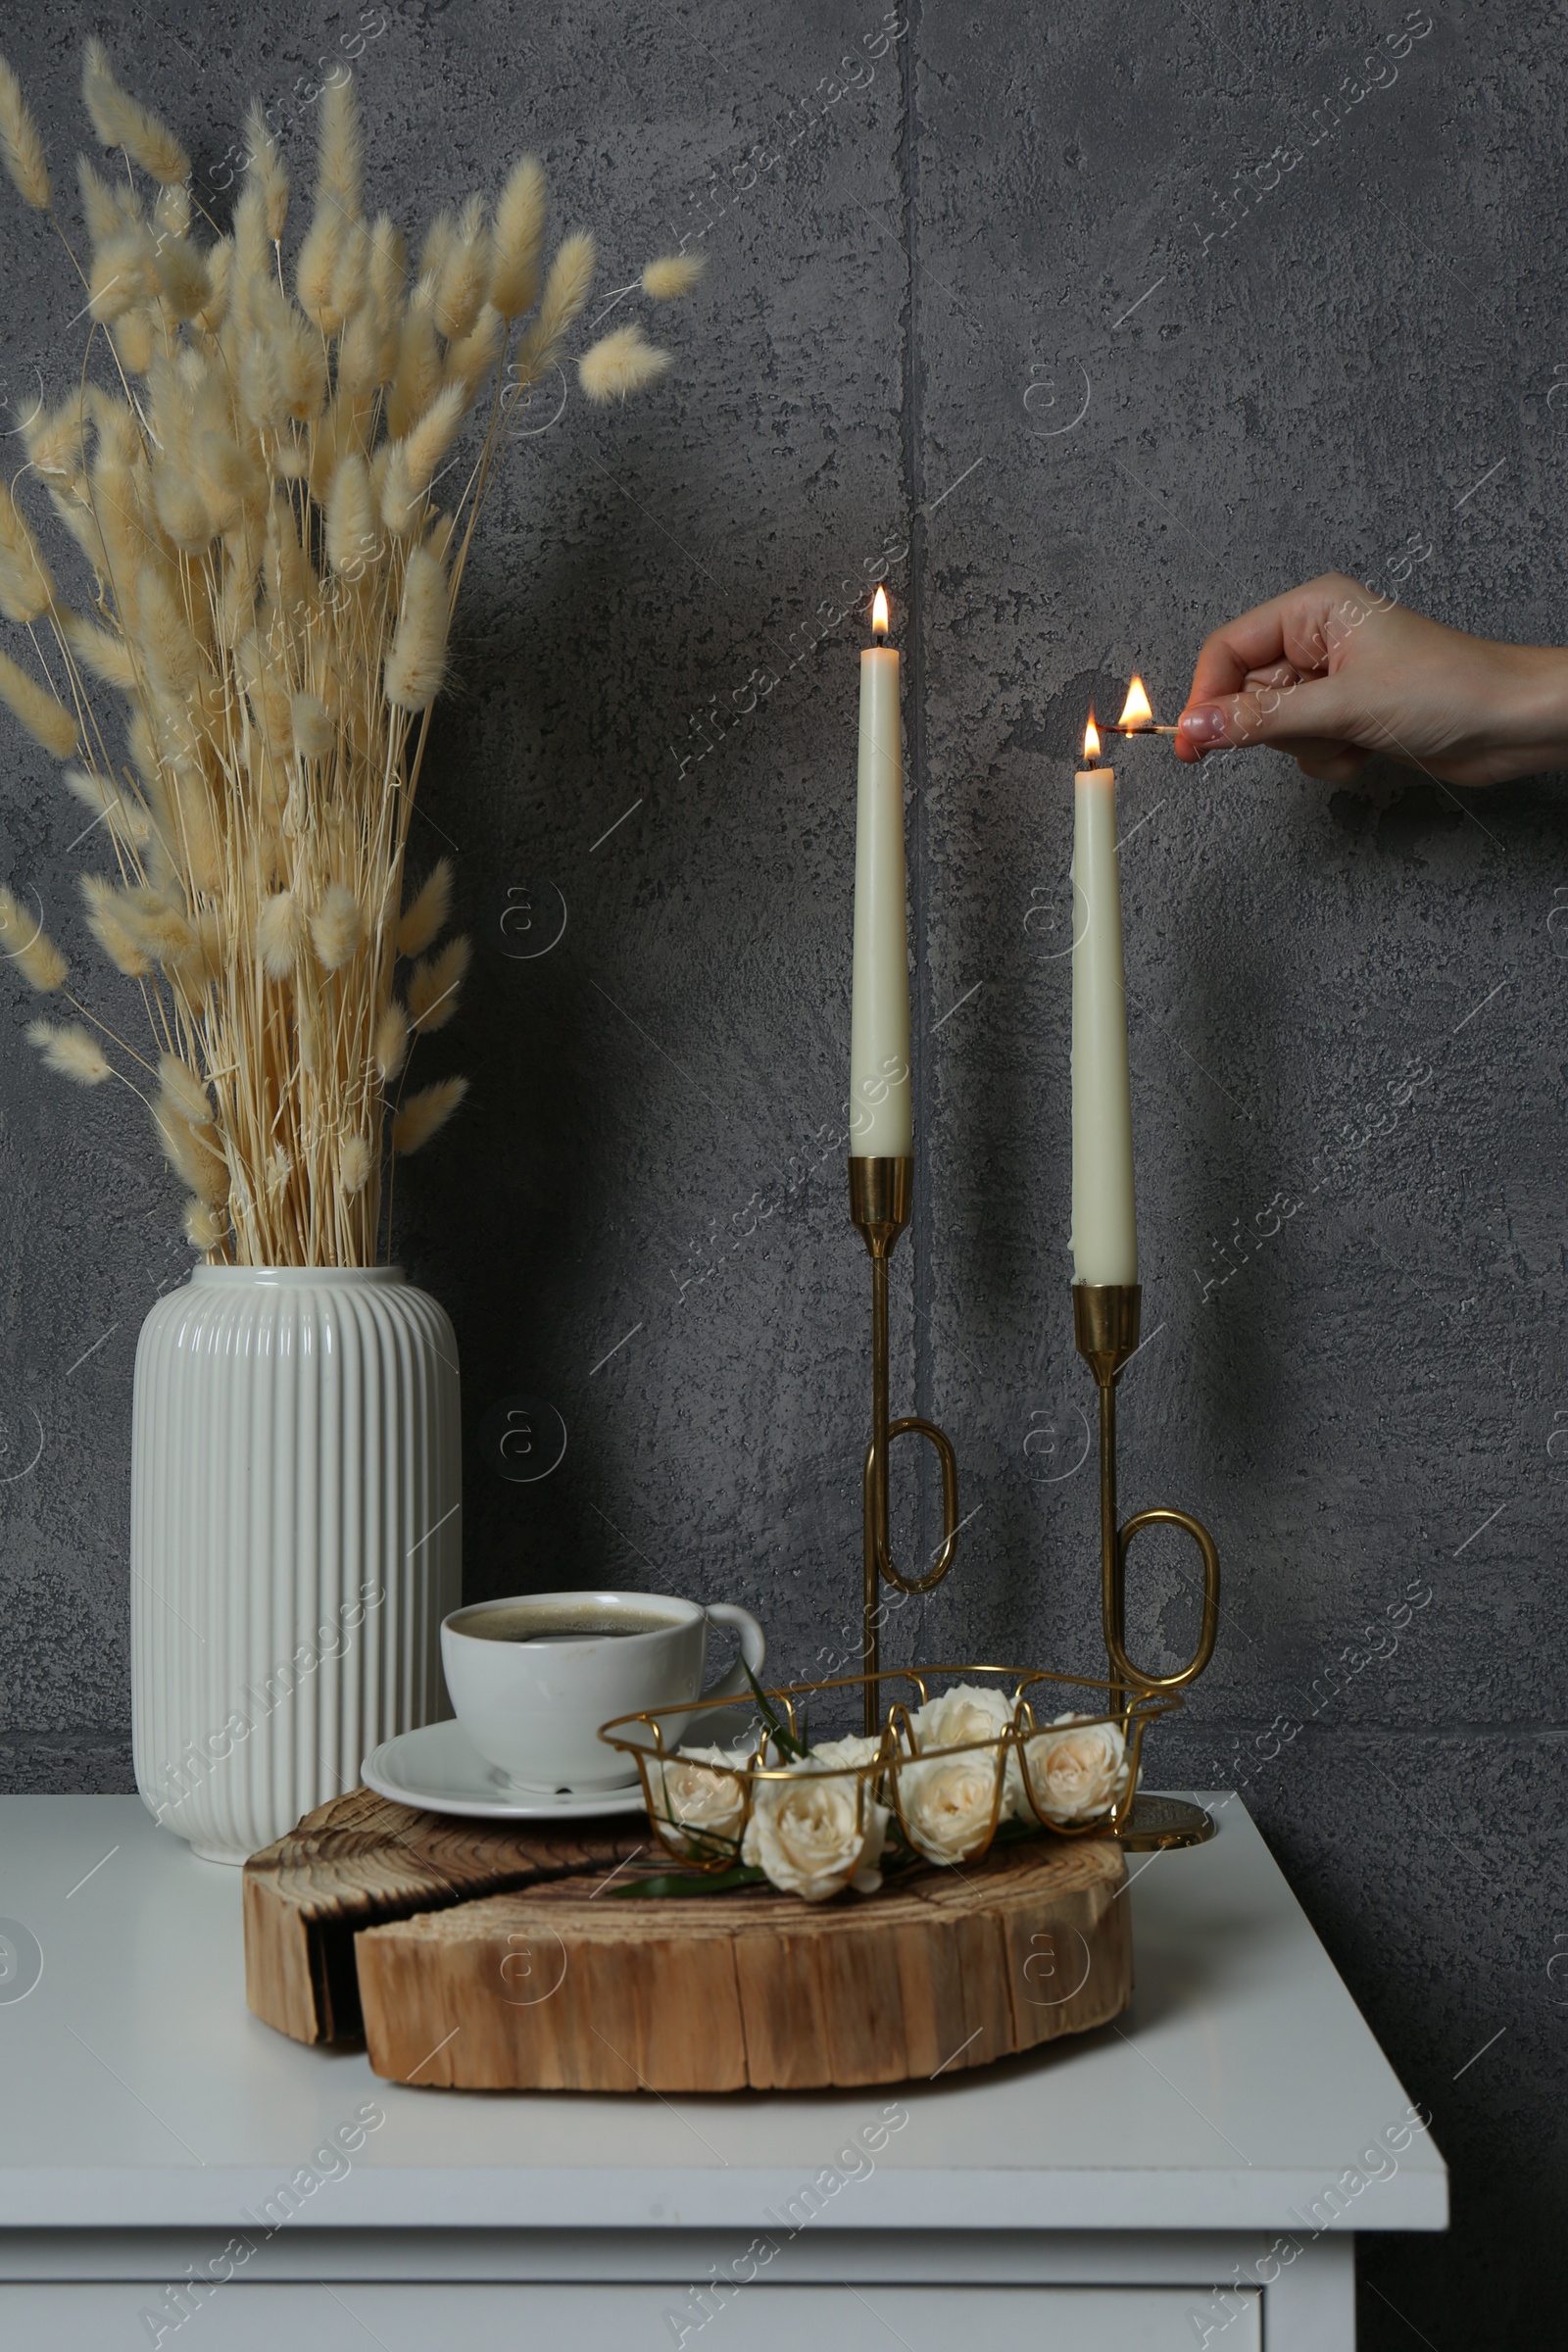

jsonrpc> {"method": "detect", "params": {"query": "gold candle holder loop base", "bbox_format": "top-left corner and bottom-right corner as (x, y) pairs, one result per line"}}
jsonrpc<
(1073, 1281), (1220, 1712)
(850, 1156), (962, 1734)
(1114, 1506), (1220, 1694)
(864, 1415), (959, 1595)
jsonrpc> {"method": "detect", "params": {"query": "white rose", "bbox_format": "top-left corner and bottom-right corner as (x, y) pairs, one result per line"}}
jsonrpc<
(911, 1682), (1014, 1751)
(910, 1684), (1017, 1822)
(805, 1734), (884, 1771)
(894, 1747), (1008, 1865)
(741, 1762), (888, 1901)
(1017, 1712), (1127, 1827)
(649, 1743), (750, 1859)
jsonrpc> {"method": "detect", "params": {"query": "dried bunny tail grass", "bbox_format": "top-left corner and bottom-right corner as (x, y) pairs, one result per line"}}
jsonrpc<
(407, 933), (470, 1032)
(0, 493), (56, 622)
(27, 1019), (111, 1083)
(329, 218), (370, 323)
(311, 881), (365, 972)
(87, 227), (155, 322)
(62, 762), (151, 848)
(0, 883), (68, 989)
(244, 101), (288, 240)
(24, 395), (88, 480)
(296, 209), (347, 331)
(264, 492), (317, 613)
(217, 541), (261, 647)
(157, 1052), (213, 1129)
(445, 304), (503, 396)
(63, 612), (137, 690)
(183, 1196), (226, 1251)
(383, 542), (450, 710)
(151, 456), (215, 550)
(154, 235), (210, 321)
(418, 210), (456, 286)
(373, 999), (410, 1081)
(336, 300), (384, 400)
(76, 155), (128, 241)
(368, 214), (405, 315)
(642, 251), (706, 300)
(520, 229), (595, 368)
(257, 889), (307, 978)
(112, 306), (157, 375)
(290, 692), (332, 760)
(153, 180), (190, 237)
(490, 155), (546, 318)
(179, 905), (224, 995)
(380, 380), (466, 534)
(195, 235), (231, 331)
(578, 323), (670, 403)
(422, 509), (457, 566)
(388, 305), (443, 439)
(80, 872), (151, 975)
(434, 195), (491, 341)
(396, 857), (452, 956)
(193, 426), (264, 533)
(82, 39), (190, 186)
(316, 71), (362, 217)
(325, 452), (381, 577)
(134, 566), (203, 697)
(392, 1074), (467, 1154)
(155, 1099), (228, 1206)
(115, 888), (194, 969)
(274, 303), (329, 422)
(0, 646), (76, 755)
(338, 1132), (372, 1194)
(230, 180), (270, 321)
(0, 53), (49, 210)
(238, 630), (293, 749)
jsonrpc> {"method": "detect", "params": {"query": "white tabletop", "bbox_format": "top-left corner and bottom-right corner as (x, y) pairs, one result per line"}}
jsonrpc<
(0, 1792), (1446, 2236)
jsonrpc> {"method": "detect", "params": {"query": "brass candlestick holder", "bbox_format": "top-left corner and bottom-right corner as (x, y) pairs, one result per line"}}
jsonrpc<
(1074, 1281), (1221, 1847)
(849, 1157), (961, 1735)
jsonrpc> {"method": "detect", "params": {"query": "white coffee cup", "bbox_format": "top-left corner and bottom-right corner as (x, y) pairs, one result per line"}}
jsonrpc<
(439, 1588), (767, 1794)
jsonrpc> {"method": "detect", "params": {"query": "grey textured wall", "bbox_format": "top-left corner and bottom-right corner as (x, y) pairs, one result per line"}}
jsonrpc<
(0, 0), (1561, 2336)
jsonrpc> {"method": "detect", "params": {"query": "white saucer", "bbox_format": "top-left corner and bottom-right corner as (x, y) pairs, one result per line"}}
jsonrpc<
(362, 1719), (648, 1822)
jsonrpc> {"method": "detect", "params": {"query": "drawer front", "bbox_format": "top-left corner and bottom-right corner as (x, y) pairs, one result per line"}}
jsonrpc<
(1, 2280), (1261, 2350)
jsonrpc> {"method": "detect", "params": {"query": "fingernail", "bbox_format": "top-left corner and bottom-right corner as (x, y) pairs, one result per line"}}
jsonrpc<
(1178, 706), (1227, 746)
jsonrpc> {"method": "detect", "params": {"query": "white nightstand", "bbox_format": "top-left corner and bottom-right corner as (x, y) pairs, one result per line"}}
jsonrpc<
(0, 1790), (1445, 2348)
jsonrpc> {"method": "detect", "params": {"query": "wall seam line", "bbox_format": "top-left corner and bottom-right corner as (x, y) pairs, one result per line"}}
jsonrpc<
(899, 0), (935, 1596)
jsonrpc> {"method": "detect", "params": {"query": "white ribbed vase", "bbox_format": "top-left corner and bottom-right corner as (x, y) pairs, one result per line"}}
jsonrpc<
(130, 1266), (461, 1864)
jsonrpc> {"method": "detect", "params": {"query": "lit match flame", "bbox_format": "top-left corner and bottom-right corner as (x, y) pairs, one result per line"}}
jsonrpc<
(1083, 710), (1102, 761)
(871, 586), (890, 638)
(1116, 674), (1153, 729)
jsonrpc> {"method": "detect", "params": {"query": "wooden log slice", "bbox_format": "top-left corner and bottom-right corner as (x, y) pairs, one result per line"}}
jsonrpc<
(242, 1787), (647, 2045)
(354, 1832), (1130, 2093)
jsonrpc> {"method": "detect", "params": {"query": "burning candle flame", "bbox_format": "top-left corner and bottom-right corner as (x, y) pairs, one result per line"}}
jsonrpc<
(1116, 674), (1153, 729)
(871, 586), (890, 638)
(1083, 710), (1102, 761)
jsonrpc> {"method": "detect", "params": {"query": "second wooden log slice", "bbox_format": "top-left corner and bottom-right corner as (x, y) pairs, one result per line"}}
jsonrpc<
(355, 1832), (1130, 2093)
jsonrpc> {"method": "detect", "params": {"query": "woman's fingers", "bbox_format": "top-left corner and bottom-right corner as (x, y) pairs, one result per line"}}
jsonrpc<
(1185, 574), (1361, 703)
(1176, 671), (1369, 758)
(1284, 742), (1374, 783)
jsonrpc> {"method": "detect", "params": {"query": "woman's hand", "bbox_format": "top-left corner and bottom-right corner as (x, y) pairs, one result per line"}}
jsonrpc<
(1174, 573), (1568, 785)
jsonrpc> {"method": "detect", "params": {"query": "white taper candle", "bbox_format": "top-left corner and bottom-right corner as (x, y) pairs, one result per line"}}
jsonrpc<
(1070, 717), (1138, 1282)
(849, 594), (912, 1157)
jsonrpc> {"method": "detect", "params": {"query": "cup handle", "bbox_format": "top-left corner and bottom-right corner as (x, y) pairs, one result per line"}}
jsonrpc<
(701, 1604), (767, 1702)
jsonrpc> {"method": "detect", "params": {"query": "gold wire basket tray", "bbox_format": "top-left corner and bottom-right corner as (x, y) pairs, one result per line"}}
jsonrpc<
(600, 1661), (1204, 1879)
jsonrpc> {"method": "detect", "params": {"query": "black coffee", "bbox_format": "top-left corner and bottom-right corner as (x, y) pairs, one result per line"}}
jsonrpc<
(462, 1603), (678, 1644)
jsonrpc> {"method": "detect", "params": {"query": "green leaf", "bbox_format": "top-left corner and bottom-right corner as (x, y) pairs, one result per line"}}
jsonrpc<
(742, 1658), (810, 1762)
(610, 1864), (766, 1900)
